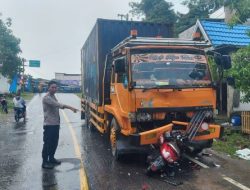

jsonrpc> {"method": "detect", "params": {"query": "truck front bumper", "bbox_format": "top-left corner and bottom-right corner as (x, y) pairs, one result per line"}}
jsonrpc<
(129, 121), (222, 146)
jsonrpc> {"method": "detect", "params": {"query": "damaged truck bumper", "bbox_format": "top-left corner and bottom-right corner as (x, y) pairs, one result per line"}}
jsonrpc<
(129, 121), (222, 146)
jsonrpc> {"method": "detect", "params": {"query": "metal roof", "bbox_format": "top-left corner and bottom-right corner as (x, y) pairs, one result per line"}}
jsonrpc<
(201, 20), (250, 47)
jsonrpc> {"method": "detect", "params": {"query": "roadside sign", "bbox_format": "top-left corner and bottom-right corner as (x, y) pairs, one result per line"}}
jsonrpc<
(29, 60), (40, 67)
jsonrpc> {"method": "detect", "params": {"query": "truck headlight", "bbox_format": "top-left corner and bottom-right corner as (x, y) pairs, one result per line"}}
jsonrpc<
(201, 122), (209, 130)
(128, 112), (152, 122)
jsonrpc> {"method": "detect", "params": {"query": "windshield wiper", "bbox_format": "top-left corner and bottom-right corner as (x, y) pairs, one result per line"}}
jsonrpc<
(141, 84), (211, 92)
(142, 85), (180, 92)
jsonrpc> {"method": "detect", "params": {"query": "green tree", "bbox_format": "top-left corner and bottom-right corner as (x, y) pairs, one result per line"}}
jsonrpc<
(225, 0), (250, 24)
(0, 15), (22, 79)
(230, 46), (250, 102)
(226, 0), (250, 102)
(176, 0), (224, 33)
(129, 0), (177, 24)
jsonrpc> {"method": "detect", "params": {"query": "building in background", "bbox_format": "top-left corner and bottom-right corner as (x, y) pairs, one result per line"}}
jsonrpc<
(55, 73), (81, 93)
(179, 6), (249, 40)
(0, 74), (10, 94)
(178, 6), (250, 117)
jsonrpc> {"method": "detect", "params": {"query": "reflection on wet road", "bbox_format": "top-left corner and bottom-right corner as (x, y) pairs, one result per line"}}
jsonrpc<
(0, 94), (81, 190)
(1, 93), (250, 190)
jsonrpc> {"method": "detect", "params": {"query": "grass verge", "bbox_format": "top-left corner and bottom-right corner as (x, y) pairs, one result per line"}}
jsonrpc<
(213, 129), (250, 157)
(0, 92), (34, 113)
(75, 93), (82, 99)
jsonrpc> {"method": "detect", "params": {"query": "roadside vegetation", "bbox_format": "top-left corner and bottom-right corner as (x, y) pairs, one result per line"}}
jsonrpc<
(75, 93), (82, 99)
(213, 129), (250, 157)
(21, 92), (34, 101)
(0, 14), (22, 79)
(0, 92), (34, 113)
(213, 116), (250, 157)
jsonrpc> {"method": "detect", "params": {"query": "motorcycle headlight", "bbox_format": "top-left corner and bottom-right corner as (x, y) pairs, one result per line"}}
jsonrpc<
(161, 148), (171, 160)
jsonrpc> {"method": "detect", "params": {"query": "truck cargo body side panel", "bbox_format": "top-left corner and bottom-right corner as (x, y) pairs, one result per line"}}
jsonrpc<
(82, 24), (99, 103)
(82, 19), (173, 106)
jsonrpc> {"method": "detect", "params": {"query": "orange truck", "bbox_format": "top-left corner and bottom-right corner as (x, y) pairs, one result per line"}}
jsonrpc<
(81, 19), (228, 159)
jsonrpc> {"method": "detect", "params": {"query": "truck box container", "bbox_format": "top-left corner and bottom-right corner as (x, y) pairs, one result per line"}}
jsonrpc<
(81, 19), (173, 105)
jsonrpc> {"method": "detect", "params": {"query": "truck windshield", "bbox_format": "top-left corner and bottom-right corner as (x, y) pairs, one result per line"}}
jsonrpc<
(131, 53), (212, 89)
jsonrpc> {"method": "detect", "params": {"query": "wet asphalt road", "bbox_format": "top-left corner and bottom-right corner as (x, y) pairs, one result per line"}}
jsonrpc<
(0, 93), (250, 190)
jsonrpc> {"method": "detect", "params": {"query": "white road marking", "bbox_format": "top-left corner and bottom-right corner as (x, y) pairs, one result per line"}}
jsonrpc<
(26, 94), (39, 111)
(183, 154), (210, 168)
(62, 110), (89, 190)
(222, 175), (250, 190)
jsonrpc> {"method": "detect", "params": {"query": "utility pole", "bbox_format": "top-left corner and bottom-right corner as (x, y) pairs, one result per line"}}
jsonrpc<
(21, 58), (26, 76)
(117, 13), (129, 21)
(20, 58), (27, 92)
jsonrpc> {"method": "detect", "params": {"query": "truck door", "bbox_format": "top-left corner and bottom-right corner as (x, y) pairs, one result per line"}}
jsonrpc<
(111, 57), (130, 115)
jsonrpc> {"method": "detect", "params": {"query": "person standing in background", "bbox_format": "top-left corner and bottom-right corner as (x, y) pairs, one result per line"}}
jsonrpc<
(42, 80), (78, 169)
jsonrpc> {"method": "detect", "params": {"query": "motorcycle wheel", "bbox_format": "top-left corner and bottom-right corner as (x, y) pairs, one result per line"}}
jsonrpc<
(110, 118), (121, 161)
(190, 148), (203, 155)
(146, 167), (154, 176)
(15, 114), (19, 122)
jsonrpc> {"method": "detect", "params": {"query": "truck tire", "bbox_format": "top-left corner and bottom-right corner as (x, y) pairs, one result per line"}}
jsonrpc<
(85, 107), (90, 127)
(81, 111), (85, 120)
(110, 118), (121, 160)
(85, 106), (95, 131)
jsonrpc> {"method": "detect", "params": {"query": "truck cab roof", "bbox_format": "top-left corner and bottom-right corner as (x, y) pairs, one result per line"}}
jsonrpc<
(112, 37), (211, 54)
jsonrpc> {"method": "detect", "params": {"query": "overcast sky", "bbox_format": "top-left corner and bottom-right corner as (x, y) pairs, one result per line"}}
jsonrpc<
(0, 0), (188, 79)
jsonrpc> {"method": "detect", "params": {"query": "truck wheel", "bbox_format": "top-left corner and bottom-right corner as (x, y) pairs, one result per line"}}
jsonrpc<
(146, 166), (154, 176)
(110, 118), (121, 160)
(85, 106), (94, 131)
(85, 106), (90, 127)
(81, 111), (85, 120)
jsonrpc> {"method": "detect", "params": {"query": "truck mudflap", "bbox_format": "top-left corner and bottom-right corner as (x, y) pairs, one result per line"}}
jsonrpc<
(129, 121), (221, 146)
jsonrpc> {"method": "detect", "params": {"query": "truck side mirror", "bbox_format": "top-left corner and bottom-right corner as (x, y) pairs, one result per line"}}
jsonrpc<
(114, 59), (126, 73)
(227, 76), (235, 86)
(214, 54), (222, 66)
(211, 81), (218, 89)
(222, 55), (232, 70)
(214, 55), (231, 70)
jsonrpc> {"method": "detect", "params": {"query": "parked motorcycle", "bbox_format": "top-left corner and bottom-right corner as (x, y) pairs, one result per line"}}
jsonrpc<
(14, 107), (25, 122)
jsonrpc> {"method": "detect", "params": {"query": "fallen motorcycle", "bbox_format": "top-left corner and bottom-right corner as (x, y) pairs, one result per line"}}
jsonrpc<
(146, 110), (213, 177)
(146, 131), (183, 177)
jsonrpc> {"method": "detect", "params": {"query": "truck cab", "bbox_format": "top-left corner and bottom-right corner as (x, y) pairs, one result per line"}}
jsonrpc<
(97, 36), (220, 159)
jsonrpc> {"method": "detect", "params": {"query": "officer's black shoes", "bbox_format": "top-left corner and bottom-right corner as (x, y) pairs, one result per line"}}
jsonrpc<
(50, 158), (61, 165)
(42, 162), (54, 169)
